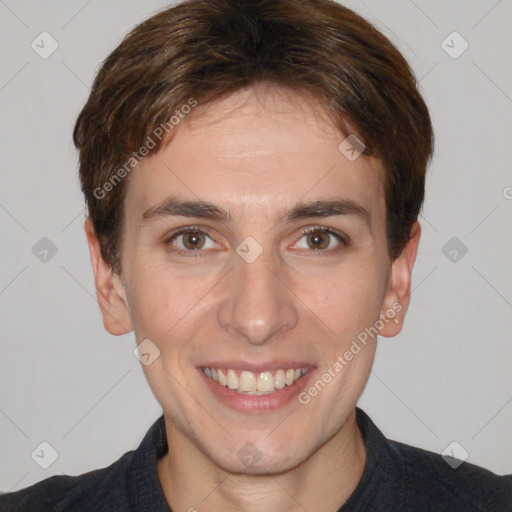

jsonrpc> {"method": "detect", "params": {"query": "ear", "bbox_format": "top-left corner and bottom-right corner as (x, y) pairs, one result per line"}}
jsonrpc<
(84, 218), (132, 335)
(378, 222), (421, 338)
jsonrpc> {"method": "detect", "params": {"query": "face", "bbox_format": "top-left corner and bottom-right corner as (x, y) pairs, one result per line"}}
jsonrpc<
(87, 84), (419, 475)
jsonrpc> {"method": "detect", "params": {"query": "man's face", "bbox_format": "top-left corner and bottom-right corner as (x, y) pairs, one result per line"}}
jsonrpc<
(90, 85), (417, 474)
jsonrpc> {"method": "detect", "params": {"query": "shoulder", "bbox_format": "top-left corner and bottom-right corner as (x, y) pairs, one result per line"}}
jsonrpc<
(387, 438), (512, 511)
(0, 414), (168, 512)
(0, 450), (135, 512)
(354, 408), (512, 511)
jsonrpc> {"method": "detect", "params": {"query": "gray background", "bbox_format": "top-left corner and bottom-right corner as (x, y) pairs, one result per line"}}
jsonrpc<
(0, 0), (511, 492)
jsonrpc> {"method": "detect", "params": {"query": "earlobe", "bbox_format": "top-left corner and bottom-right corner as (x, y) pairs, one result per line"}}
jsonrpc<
(379, 222), (421, 338)
(84, 219), (132, 336)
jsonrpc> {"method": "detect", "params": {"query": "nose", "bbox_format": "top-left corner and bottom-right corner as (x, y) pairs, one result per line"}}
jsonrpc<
(217, 244), (298, 345)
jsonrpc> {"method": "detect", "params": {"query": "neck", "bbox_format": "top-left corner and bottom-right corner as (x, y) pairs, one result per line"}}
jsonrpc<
(157, 409), (366, 512)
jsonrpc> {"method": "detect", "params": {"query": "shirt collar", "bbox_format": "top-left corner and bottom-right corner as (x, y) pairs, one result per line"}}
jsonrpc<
(126, 407), (405, 511)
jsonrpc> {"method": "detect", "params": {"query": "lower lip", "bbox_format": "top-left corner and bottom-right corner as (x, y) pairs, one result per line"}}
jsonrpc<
(199, 368), (316, 413)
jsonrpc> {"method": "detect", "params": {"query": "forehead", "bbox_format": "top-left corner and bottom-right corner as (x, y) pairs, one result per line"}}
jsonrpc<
(125, 84), (385, 224)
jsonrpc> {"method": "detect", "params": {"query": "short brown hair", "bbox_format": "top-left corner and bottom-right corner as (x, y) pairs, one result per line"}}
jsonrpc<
(74, 0), (434, 273)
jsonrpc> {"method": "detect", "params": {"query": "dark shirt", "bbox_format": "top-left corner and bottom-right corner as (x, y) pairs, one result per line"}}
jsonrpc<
(1, 408), (511, 511)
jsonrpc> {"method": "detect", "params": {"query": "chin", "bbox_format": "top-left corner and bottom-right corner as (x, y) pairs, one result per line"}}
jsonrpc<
(208, 436), (311, 476)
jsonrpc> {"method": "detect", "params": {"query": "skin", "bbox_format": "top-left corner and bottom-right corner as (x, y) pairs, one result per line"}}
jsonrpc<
(85, 83), (420, 512)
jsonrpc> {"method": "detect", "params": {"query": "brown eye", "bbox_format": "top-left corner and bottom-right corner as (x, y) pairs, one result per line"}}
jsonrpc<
(306, 230), (331, 250)
(164, 227), (220, 256)
(182, 231), (206, 250)
(293, 226), (347, 254)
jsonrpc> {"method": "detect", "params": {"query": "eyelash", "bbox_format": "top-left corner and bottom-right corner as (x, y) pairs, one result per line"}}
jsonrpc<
(163, 225), (349, 258)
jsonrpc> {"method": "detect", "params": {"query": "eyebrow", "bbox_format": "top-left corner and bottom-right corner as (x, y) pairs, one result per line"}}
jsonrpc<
(140, 196), (371, 228)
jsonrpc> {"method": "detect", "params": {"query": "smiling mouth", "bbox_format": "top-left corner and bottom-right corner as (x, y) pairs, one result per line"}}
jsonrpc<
(201, 367), (310, 395)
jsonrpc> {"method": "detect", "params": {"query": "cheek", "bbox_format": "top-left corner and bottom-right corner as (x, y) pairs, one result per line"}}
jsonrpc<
(126, 262), (203, 333)
(125, 264), (221, 374)
(298, 261), (386, 344)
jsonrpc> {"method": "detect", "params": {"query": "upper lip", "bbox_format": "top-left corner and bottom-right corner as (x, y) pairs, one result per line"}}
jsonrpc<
(199, 361), (314, 373)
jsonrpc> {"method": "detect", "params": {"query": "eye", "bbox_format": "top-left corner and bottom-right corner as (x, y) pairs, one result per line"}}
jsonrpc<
(163, 225), (347, 258)
(293, 226), (347, 252)
(164, 227), (220, 255)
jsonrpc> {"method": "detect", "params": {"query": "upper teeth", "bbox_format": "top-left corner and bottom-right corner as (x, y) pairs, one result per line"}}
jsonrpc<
(203, 367), (308, 394)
